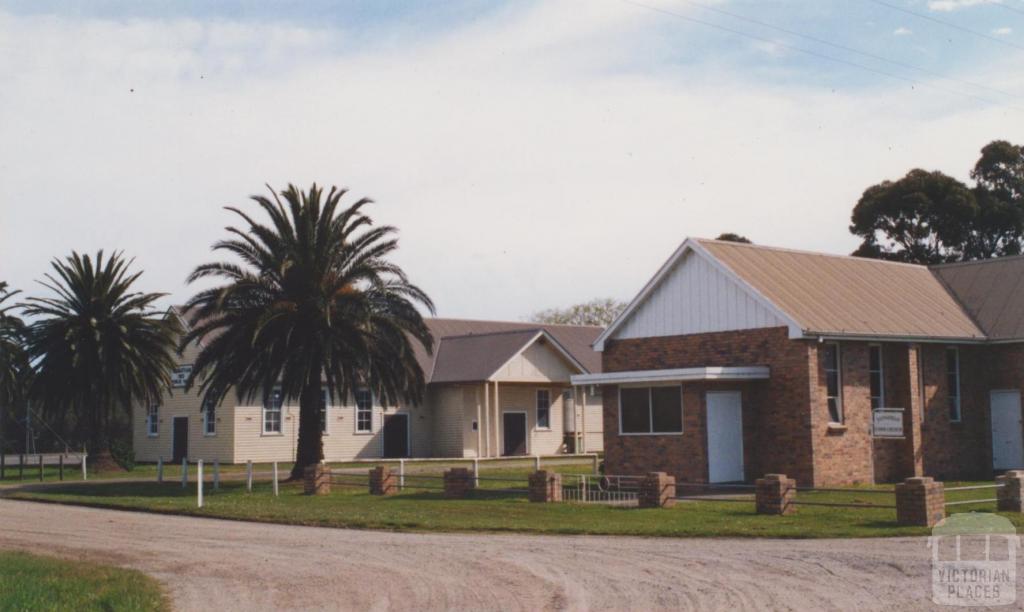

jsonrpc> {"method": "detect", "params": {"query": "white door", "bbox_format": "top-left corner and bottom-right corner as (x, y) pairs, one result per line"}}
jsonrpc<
(707, 391), (745, 483)
(991, 391), (1023, 470)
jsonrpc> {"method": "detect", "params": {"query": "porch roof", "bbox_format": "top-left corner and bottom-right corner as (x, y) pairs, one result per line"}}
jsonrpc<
(571, 366), (770, 386)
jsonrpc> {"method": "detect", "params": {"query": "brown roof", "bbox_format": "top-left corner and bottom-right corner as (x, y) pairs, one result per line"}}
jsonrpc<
(416, 318), (602, 382)
(932, 256), (1024, 341)
(697, 239), (986, 340)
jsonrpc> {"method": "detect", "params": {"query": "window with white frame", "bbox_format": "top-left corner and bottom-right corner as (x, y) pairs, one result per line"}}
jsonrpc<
(263, 388), (283, 434)
(619, 385), (683, 434)
(823, 343), (843, 423)
(536, 390), (551, 429)
(355, 388), (372, 433)
(320, 389), (330, 434)
(202, 393), (217, 436)
(146, 404), (159, 437)
(869, 345), (884, 410)
(947, 347), (961, 422)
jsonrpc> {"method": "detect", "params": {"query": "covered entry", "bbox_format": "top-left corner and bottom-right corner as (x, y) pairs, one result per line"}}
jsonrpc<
(706, 391), (744, 482)
(991, 391), (1023, 470)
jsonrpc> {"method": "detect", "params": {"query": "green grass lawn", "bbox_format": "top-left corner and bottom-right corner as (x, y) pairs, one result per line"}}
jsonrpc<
(7, 467), (1018, 538)
(0, 550), (168, 612)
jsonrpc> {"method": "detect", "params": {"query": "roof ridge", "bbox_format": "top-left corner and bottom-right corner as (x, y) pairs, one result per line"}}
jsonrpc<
(438, 328), (543, 341)
(428, 316), (603, 329)
(696, 237), (930, 270)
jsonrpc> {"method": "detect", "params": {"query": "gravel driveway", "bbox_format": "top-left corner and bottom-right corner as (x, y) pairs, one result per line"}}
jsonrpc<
(0, 499), (1009, 611)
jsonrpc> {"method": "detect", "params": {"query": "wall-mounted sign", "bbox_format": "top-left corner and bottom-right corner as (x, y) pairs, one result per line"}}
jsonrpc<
(171, 365), (193, 388)
(872, 408), (904, 438)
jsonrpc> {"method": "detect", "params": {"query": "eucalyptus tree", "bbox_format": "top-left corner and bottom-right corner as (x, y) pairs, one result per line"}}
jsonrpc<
(23, 252), (179, 469)
(182, 183), (434, 479)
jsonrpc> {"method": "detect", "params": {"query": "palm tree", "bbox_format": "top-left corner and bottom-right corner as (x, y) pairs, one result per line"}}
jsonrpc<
(182, 183), (434, 479)
(0, 282), (29, 452)
(23, 252), (180, 470)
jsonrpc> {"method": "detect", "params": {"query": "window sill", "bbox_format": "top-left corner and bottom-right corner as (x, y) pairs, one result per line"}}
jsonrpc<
(203, 433), (217, 438)
(536, 427), (552, 432)
(354, 431), (373, 436)
(827, 423), (848, 434)
(261, 432), (284, 437)
(147, 434), (159, 439)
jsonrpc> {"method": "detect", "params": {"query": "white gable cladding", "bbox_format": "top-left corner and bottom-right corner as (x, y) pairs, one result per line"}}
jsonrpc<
(612, 250), (788, 341)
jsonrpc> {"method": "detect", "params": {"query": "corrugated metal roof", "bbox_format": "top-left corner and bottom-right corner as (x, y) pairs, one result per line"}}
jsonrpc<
(696, 239), (986, 340)
(429, 329), (543, 383)
(932, 256), (1024, 341)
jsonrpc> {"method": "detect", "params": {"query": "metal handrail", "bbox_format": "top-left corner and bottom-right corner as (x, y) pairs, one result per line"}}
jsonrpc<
(945, 484), (1004, 492)
(946, 498), (998, 506)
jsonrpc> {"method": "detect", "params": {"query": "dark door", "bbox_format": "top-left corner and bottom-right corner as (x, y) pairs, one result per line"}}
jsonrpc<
(502, 413), (527, 456)
(172, 417), (189, 463)
(382, 414), (409, 458)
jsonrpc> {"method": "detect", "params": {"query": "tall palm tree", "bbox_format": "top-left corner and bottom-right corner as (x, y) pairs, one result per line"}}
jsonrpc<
(183, 183), (434, 479)
(23, 252), (180, 469)
(0, 282), (29, 451)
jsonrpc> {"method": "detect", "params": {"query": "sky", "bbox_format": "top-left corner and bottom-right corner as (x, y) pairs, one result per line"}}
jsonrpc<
(1, 0), (1022, 321)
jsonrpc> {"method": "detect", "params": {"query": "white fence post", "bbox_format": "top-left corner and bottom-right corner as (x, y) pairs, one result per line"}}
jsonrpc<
(246, 460), (253, 492)
(272, 461), (279, 497)
(473, 458), (479, 488)
(81, 447), (87, 481)
(181, 457), (188, 488)
(592, 454), (599, 475)
(197, 460), (204, 508)
(157, 457), (163, 483)
(534, 455), (540, 471)
(213, 459), (220, 491)
(399, 459), (405, 491)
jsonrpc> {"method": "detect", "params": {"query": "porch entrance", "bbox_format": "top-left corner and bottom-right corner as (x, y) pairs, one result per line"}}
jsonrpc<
(707, 391), (744, 483)
(991, 390), (1023, 470)
(502, 412), (527, 456)
(382, 414), (410, 458)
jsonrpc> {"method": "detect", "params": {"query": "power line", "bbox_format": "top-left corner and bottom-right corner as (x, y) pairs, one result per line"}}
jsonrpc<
(618, 0), (1019, 110)
(987, 0), (1024, 18)
(866, 0), (1024, 51)
(674, 0), (1020, 100)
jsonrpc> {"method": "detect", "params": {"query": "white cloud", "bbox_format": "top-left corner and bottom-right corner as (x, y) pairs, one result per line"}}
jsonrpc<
(993, 27), (1013, 35)
(893, 26), (913, 36)
(0, 4), (1021, 321)
(928, 0), (991, 11)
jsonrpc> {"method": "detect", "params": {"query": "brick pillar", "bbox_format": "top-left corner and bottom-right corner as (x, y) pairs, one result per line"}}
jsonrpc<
(443, 468), (475, 498)
(639, 472), (676, 508)
(896, 476), (945, 527)
(369, 466), (397, 495)
(997, 470), (1024, 512)
(303, 463), (331, 496)
(905, 345), (925, 477)
(755, 473), (796, 515)
(528, 470), (562, 503)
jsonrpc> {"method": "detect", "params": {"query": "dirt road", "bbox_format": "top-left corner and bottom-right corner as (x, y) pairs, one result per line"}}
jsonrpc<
(0, 499), (999, 611)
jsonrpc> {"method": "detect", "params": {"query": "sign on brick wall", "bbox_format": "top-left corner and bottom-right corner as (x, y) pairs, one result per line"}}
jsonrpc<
(872, 408), (904, 438)
(171, 364), (193, 388)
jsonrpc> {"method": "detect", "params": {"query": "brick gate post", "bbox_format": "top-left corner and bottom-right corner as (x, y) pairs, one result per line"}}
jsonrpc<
(997, 470), (1024, 513)
(755, 474), (796, 515)
(895, 476), (945, 527)
(639, 472), (676, 508)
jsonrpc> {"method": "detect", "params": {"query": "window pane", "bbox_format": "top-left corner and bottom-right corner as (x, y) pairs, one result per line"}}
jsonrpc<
(356, 389), (372, 432)
(826, 371), (839, 397)
(536, 390), (550, 428)
(620, 387), (651, 433)
(651, 386), (682, 433)
(828, 398), (841, 423)
(869, 346), (881, 372)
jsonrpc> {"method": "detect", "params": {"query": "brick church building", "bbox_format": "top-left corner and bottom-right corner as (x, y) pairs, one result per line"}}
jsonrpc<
(572, 238), (1024, 486)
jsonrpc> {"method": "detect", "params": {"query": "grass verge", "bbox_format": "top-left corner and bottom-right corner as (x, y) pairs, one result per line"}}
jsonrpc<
(0, 550), (168, 612)
(8, 470), (1018, 538)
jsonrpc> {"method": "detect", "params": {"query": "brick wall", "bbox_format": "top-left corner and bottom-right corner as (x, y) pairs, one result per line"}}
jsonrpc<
(601, 327), (816, 485)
